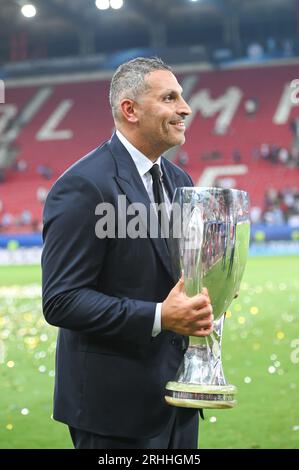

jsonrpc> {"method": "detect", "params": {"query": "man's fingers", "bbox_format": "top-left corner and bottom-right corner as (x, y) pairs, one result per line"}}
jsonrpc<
(193, 323), (214, 336)
(174, 273), (185, 293)
(189, 294), (212, 311)
(202, 287), (208, 296)
(195, 328), (214, 337)
(201, 286), (212, 303)
(195, 317), (214, 329)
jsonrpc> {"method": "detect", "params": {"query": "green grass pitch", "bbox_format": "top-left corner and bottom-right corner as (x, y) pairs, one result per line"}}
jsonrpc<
(0, 256), (298, 449)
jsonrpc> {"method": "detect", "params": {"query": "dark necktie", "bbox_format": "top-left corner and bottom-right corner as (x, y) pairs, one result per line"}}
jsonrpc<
(149, 164), (169, 238)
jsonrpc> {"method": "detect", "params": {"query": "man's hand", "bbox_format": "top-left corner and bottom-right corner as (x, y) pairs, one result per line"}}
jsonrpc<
(161, 275), (214, 337)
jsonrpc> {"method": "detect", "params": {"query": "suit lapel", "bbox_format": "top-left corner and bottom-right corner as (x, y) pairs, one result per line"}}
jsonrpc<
(109, 133), (174, 281)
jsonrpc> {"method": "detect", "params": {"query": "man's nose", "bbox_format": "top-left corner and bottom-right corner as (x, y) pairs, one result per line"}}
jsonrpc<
(178, 97), (192, 116)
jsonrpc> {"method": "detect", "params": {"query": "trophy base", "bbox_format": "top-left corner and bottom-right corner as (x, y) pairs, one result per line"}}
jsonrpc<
(165, 382), (237, 409)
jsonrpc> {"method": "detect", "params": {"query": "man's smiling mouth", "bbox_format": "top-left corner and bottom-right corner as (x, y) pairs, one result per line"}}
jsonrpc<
(169, 120), (186, 130)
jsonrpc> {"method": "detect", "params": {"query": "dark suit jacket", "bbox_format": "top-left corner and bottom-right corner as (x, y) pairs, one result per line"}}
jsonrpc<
(42, 133), (194, 439)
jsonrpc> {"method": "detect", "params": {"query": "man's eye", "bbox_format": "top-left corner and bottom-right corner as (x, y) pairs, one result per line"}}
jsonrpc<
(164, 95), (173, 102)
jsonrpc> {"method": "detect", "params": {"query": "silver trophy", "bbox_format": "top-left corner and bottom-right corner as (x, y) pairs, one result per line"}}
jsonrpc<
(165, 187), (250, 409)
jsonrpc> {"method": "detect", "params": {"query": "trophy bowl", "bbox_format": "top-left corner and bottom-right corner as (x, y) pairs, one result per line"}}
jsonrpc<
(165, 187), (250, 409)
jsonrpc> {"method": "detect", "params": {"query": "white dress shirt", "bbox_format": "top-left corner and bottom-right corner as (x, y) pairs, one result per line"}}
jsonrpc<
(116, 129), (171, 337)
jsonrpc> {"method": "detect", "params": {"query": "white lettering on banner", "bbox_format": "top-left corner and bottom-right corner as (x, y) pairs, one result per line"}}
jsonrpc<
(36, 99), (73, 140)
(186, 86), (242, 134)
(273, 81), (299, 124)
(0, 87), (52, 148)
(197, 165), (248, 187)
(0, 104), (18, 135)
(2, 77), (299, 146)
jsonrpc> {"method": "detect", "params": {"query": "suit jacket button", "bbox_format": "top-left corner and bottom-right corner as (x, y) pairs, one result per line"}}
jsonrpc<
(171, 336), (176, 345)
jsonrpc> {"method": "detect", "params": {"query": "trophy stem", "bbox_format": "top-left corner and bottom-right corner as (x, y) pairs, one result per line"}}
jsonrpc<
(165, 316), (237, 409)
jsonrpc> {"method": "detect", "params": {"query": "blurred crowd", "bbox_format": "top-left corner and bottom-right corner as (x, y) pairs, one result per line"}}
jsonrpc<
(0, 158), (51, 233)
(0, 183), (48, 233)
(250, 188), (299, 226)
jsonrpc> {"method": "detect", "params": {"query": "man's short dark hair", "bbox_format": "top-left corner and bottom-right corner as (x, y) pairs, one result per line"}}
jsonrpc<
(109, 57), (172, 121)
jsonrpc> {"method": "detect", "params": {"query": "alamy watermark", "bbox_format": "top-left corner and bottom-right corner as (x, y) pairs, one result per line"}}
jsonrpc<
(290, 338), (299, 364)
(94, 196), (202, 247)
(0, 79), (5, 104)
(290, 79), (299, 104)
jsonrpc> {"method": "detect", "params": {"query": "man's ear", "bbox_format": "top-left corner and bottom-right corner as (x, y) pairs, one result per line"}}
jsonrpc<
(119, 99), (138, 123)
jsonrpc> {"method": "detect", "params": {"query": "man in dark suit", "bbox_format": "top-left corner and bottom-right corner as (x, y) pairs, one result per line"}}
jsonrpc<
(41, 57), (213, 449)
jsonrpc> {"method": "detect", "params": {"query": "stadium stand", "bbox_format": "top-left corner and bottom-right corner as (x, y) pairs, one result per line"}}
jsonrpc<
(0, 61), (299, 233)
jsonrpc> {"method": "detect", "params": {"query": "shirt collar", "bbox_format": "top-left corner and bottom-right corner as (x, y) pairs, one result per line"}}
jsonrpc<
(116, 129), (162, 178)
